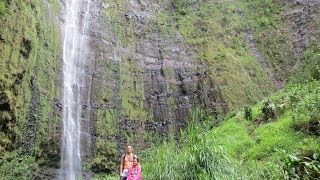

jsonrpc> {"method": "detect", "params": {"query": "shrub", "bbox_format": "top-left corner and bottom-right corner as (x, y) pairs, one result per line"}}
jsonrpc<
(0, 152), (38, 179)
(260, 99), (276, 121)
(244, 106), (253, 120)
(178, 8), (187, 15)
(289, 81), (320, 135)
(303, 42), (320, 81)
(280, 150), (320, 179)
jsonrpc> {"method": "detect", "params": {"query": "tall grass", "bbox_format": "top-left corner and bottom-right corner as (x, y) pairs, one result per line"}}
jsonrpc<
(93, 174), (118, 180)
(142, 81), (320, 179)
(142, 108), (279, 180)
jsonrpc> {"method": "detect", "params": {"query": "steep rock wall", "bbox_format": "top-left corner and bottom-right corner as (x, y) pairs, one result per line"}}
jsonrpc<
(0, 0), (61, 178)
(87, 0), (275, 173)
(245, 0), (320, 81)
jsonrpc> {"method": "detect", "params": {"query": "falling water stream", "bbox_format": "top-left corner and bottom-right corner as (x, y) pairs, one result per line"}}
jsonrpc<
(60, 0), (91, 179)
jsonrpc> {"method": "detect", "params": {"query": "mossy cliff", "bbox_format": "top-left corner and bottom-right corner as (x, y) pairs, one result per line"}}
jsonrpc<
(0, 0), (61, 178)
(1, 0), (319, 178)
(89, 0), (275, 173)
(86, 0), (320, 174)
(243, 0), (320, 82)
(89, 0), (318, 173)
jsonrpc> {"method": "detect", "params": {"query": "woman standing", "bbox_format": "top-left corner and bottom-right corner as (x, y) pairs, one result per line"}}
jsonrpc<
(127, 157), (142, 180)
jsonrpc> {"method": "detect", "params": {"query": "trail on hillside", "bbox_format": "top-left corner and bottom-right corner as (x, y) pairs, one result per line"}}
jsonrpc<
(245, 31), (283, 89)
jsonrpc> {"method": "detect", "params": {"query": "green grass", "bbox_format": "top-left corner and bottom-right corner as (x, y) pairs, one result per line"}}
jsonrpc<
(93, 174), (118, 180)
(241, 0), (320, 82)
(141, 81), (320, 179)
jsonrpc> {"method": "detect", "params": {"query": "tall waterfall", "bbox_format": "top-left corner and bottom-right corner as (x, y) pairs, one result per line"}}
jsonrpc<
(60, 0), (91, 179)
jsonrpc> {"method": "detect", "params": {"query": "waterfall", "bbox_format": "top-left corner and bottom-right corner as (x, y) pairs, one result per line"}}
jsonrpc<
(60, 0), (91, 179)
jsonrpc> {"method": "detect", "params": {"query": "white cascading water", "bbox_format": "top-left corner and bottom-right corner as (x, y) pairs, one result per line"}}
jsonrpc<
(60, 0), (91, 179)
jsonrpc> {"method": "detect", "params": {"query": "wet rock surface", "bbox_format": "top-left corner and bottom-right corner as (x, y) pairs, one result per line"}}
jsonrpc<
(55, 0), (320, 175)
(289, 0), (320, 59)
(81, 0), (228, 173)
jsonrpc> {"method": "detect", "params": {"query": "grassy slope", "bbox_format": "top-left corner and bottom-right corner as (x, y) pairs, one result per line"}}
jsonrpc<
(142, 80), (320, 179)
(243, 0), (320, 81)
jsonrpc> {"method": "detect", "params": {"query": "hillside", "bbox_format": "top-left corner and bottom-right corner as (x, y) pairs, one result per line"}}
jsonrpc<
(141, 80), (320, 179)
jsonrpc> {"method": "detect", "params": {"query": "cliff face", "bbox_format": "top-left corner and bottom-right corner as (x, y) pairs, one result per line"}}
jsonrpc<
(0, 0), (319, 177)
(0, 0), (61, 177)
(87, 0), (275, 172)
(245, 0), (320, 81)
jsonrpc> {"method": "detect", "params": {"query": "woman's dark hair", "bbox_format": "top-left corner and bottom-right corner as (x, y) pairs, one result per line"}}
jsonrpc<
(133, 157), (139, 162)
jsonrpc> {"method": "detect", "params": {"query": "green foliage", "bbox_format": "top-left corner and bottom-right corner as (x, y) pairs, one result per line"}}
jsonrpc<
(289, 82), (320, 135)
(299, 42), (320, 81)
(171, 0), (189, 15)
(91, 138), (118, 173)
(290, 42), (320, 83)
(280, 149), (320, 179)
(162, 0), (276, 109)
(245, 0), (281, 30)
(0, 0), (61, 177)
(0, 151), (38, 180)
(0, 1), (6, 15)
(142, 108), (277, 179)
(142, 81), (320, 179)
(93, 174), (118, 180)
(0, 0), (11, 16)
(243, 0), (320, 83)
(260, 99), (276, 121)
(259, 81), (320, 135)
(240, 81), (320, 163)
(243, 0), (295, 80)
(244, 106), (253, 120)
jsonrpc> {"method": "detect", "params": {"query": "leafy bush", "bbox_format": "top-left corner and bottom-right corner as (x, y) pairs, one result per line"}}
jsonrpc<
(302, 42), (320, 81)
(91, 140), (118, 173)
(244, 106), (253, 120)
(287, 82), (320, 135)
(280, 150), (320, 179)
(257, 80), (319, 135)
(260, 99), (276, 121)
(0, 151), (38, 180)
